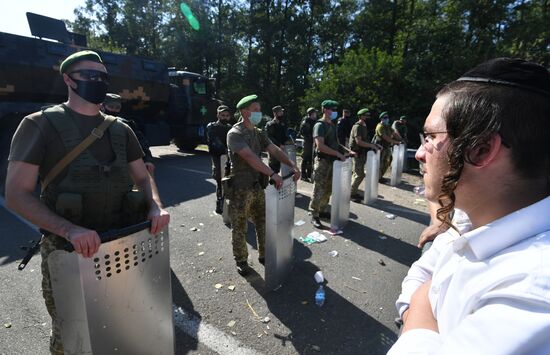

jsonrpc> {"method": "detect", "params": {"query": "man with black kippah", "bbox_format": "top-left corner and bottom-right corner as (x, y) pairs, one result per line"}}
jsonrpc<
(5, 50), (170, 354)
(389, 58), (550, 354)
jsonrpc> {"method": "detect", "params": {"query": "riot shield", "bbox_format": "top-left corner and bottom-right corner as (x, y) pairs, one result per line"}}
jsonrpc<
(280, 144), (297, 177)
(330, 158), (352, 231)
(390, 144), (405, 186)
(220, 154), (231, 225)
(363, 150), (380, 204)
(265, 175), (296, 290)
(48, 223), (174, 355)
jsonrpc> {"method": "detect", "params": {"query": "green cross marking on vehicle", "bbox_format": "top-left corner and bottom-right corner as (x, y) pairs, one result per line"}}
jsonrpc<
(200, 106), (207, 116)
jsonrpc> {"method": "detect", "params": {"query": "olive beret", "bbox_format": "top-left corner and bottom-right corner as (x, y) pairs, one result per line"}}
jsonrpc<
(357, 108), (370, 116)
(60, 50), (103, 74)
(306, 107), (317, 114)
(103, 93), (121, 106)
(236, 94), (258, 109)
(379, 111), (389, 119)
(272, 105), (284, 112)
(321, 100), (339, 109)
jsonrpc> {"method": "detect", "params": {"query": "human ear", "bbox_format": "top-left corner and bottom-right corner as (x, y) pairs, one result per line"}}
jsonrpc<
(466, 134), (503, 167)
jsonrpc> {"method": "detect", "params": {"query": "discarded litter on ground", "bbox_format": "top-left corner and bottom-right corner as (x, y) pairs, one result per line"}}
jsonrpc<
(299, 231), (327, 244)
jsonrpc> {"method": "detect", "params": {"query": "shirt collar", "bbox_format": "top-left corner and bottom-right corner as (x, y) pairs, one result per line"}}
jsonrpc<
(459, 196), (550, 260)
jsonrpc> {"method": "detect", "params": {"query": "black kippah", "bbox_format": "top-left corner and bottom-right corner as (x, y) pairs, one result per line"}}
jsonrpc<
(456, 58), (550, 97)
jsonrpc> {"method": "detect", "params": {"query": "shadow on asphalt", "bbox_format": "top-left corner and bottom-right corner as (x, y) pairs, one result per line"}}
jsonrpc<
(342, 220), (421, 267)
(369, 198), (430, 226)
(153, 153), (217, 208)
(171, 270), (200, 354)
(245, 240), (397, 354)
(0, 206), (40, 266)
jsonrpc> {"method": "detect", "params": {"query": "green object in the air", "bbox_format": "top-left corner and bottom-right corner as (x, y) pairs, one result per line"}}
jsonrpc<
(180, 3), (200, 30)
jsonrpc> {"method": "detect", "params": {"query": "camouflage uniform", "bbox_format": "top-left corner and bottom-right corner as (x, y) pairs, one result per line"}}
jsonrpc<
(8, 104), (145, 355)
(349, 122), (370, 195)
(226, 120), (272, 262)
(374, 122), (394, 178)
(309, 119), (340, 218)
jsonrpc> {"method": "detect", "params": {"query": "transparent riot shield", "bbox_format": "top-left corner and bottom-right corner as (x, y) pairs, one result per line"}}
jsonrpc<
(265, 175), (296, 290)
(390, 144), (405, 186)
(330, 159), (352, 231)
(48, 223), (174, 355)
(280, 144), (297, 177)
(363, 150), (380, 204)
(220, 154), (231, 225)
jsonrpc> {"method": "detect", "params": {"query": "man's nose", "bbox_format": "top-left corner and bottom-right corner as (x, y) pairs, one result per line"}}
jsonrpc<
(415, 144), (426, 163)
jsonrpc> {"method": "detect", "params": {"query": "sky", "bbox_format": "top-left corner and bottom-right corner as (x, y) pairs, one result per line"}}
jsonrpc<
(0, 0), (86, 37)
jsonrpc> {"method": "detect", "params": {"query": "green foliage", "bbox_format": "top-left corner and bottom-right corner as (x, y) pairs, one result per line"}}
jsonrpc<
(68, 0), (550, 142)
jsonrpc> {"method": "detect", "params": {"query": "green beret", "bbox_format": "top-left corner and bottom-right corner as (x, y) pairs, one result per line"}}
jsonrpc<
(379, 111), (389, 119)
(357, 108), (370, 116)
(104, 93), (121, 106)
(272, 105), (284, 112)
(306, 107), (317, 114)
(60, 50), (104, 74)
(236, 94), (258, 109)
(217, 105), (230, 113)
(321, 100), (339, 109)
(399, 115), (407, 120)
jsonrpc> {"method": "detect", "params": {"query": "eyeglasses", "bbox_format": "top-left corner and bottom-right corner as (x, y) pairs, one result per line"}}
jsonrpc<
(420, 131), (448, 149)
(68, 69), (110, 83)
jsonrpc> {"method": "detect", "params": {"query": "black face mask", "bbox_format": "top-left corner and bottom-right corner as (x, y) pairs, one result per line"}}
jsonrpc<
(104, 109), (120, 116)
(70, 77), (108, 104)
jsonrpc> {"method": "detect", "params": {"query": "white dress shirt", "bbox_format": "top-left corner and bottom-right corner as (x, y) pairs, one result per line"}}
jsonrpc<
(395, 209), (472, 318)
(388, 197), (550, 355)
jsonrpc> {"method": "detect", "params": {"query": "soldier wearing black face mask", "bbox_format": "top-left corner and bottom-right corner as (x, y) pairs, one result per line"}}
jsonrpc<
(5, 50), (170, 355)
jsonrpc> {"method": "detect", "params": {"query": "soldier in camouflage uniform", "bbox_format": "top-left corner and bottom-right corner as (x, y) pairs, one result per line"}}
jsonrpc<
(226, 95), (300, 276)
(299, 107), (317, 181)
(5, 51), (170, 355)
(206, 105), (233, 213)
(349, 108), (381, 202)
(309, 100), (347, 229)
(373, 111), (402, 182)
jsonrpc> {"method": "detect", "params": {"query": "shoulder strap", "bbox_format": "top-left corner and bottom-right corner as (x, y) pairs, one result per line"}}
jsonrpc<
(41, 116), (117, 193)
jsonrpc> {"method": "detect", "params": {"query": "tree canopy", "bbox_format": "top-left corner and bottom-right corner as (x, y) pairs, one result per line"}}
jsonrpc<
(70, 0), (550, 142)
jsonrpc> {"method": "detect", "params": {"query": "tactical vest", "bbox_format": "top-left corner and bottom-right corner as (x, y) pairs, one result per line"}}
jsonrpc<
(40, 105), (134, 233)
(228, 123), (263, 189)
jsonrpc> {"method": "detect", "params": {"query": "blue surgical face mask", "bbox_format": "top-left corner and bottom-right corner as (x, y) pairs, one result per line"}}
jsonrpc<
(330, 111), (338, 120)
(249, 111), (263, 126)
(382, 118), (390, 125)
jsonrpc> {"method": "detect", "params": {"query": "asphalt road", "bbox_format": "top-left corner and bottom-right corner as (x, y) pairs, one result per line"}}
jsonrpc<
(0, 145), (429, 355)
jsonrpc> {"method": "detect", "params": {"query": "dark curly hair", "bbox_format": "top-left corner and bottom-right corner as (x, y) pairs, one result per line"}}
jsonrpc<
(434, 81), (550, 226)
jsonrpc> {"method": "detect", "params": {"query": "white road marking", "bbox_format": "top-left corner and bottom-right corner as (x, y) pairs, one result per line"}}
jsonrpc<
(173, 306), (262, 355)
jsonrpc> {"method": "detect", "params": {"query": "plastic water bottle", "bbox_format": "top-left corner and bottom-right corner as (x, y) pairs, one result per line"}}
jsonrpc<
(315, 285), (325, 307)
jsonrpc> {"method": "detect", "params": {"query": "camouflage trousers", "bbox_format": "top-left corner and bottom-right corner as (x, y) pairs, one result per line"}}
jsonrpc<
(227, 186), (265, 263)
(309, 158), (333, 218)
(40, 234), (66, 355)
(211, 155), (223, 200)
(351, 153), (367, 195)
(380, 147), (392, 178)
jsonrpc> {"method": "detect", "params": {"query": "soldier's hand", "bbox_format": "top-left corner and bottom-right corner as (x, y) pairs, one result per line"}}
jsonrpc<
(148, 205), (170, 235)
(67, 226), (101, 258)
(271, 174), (283, 189)
(417, 223), (450, 248)
(336, 152), (346, 161)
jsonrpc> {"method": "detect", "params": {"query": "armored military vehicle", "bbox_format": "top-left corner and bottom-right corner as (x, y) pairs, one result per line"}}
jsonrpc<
(0, 13), (220, 195)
